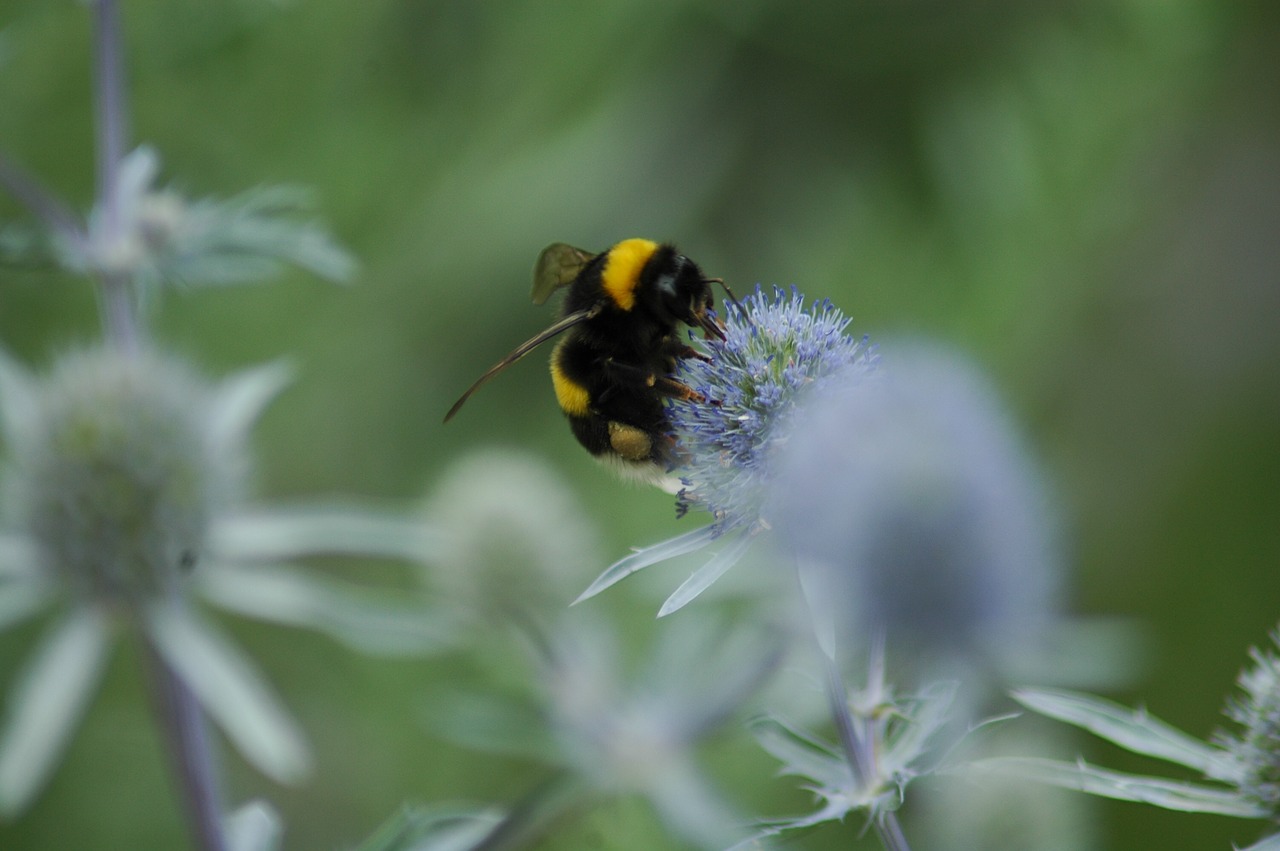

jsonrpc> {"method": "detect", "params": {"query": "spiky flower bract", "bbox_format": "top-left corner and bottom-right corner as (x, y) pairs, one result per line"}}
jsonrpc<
(575, 287), (878, 615)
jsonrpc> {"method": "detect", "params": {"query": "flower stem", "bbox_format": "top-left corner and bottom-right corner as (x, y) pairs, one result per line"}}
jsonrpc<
(0, 151), (86, 251)
(471, 770), (582, 851)
(821, 645), (912, 851)
(144, 634), (230, 851)
(90, 0), (141, 352)
(92, 0), (128, 231)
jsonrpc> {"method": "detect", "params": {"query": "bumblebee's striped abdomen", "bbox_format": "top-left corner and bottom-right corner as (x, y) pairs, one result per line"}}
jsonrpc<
(549, 338), (591, 418)
(550, 332), (673, 466)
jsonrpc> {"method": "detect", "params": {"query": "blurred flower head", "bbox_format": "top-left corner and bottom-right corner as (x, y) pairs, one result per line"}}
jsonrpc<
(2, 346), (239, 609)
(422, 448), (601, 617)
(771, 342), (1061, 680)
(0, 345), (445, 815)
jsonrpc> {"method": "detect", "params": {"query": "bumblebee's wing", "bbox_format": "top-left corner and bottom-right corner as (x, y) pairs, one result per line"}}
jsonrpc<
(531, 243), (595, 305)
(443, 304), (604, 423)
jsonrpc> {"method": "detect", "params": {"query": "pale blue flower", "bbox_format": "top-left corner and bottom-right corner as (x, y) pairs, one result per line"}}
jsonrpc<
(771, 342), (1061, 679)
(0, 346), (446, 816)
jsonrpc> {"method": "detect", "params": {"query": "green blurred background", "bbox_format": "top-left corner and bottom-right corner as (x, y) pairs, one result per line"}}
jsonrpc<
(1, 0), (1278, 848)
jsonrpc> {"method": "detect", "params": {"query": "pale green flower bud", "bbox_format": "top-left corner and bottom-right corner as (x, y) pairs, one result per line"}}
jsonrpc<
(4, 347), (241, 608)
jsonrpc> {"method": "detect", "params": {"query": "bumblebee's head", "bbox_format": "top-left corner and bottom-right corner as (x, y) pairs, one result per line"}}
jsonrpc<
(640, 244), (724, 340)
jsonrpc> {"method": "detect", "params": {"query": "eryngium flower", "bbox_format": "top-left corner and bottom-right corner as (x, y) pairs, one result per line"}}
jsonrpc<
(0, 346), (445, 815)
(3, 347), (237, 604)
(575, 287), (877, 615)
(422, 448), (602, 617)
(671, 286), (877, 531)
(1220, 628), (1280, 813)
(771, 343), (1059, 677)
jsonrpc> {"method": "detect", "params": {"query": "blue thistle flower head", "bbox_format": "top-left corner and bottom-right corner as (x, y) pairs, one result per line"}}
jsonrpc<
(769, 342), (1061, 679)
(669, 286), (879, 533)
(576, 287), (878, 615)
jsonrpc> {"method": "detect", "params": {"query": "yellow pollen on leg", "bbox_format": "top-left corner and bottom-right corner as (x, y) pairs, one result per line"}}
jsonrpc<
(608, 421), (652, 461)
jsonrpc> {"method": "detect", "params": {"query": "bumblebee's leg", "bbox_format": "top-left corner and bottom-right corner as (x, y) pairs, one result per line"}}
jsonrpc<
(659, 337), (713, 364)
(600, 358), (705, 403)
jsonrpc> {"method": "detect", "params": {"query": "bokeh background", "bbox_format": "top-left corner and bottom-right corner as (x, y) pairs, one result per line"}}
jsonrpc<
(1, 1), (1278, 848)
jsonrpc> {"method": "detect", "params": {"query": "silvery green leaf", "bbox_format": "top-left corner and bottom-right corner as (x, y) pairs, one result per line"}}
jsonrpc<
(729, 796), (864, 850)
(168, 185), (356, 286)
(749, 715), (849, 790)
(975, 757), (1267, 817)
(646, 757), (744, 850)
(211, 504), (441, 564)
(573, 524), (718, 605)
(642, 617), (786, 737)
(145, 601), (311, 783)
(0, 532), (40, 581)
(419, 690), (554, 761)
(198, 561), (454, 656)
(0, 607), (110, 816)
(880, 681), (957, 778)
(115, 146), (162, 211)
(1239, 833), (1280, 851)
(0, 349), (37, 445)
(225, 798), (282, 851)
(355, 804), (504, 851)
(1012, 687), (1238, 781)
(207, 361), (293, 451)
(657, 530), (754, 617)
(0, 582), (53, 632)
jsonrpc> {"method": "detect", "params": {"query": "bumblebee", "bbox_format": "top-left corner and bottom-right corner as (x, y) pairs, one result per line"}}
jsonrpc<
(444, 238), (728, 485)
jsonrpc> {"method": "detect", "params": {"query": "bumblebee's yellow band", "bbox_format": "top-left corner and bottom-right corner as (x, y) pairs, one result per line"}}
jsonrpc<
(550, 343), (591, 417)
(600, 238), (658, 311)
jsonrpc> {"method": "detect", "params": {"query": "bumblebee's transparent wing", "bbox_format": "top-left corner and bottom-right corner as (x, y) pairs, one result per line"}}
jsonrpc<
(443, 305), (604, 423)
(531, 243), (595, 305)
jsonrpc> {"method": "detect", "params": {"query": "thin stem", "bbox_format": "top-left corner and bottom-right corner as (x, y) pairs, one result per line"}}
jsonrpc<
(144, 635), (230, 851)
(98, 271), (140, 350)
(0, 151), (86, 251)
(90, 0), (141, 352)
(92, 0), (128, 237)
(471, 770), (583, 851)
(820, 654), (912, 851)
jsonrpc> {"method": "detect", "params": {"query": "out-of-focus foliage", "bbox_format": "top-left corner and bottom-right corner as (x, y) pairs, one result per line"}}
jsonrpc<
(1, 1), (1278, 849)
